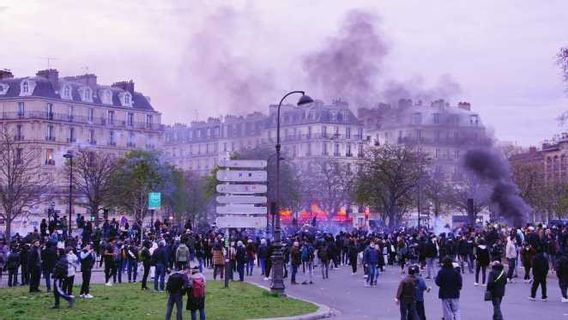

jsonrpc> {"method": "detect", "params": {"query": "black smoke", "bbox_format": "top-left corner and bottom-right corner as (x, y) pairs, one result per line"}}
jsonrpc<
(464, 148), (529, 227)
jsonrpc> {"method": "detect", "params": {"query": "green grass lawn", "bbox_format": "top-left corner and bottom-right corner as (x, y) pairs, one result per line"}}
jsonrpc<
(0, 281), (317, 320)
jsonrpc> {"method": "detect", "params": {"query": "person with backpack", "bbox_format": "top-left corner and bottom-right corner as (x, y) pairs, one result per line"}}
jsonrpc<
(79, 244), (96, 298)
(211, 240), (225, 281)
(165, 266), (190, 320)
(318, 241), (330, 280)
(395, 264), (419, 320)
(486, 260), (507, 320)
(475, 239), (490, 286)
(52, 248), (75, 309)
(187, 266), (206, 320)
(140, 241), (152, 290)
(245, 239), (256, 276)
(176, 242), (190, 271)
(301, 241), (314, 285)
(557, 250), (568, 303)
(435, 256), (463, 320)
(6, 245), (20, 287)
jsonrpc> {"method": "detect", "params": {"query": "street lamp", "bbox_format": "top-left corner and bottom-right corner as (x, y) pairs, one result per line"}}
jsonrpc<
(63, 151), (74, 236)
(271, 90), (313, 295)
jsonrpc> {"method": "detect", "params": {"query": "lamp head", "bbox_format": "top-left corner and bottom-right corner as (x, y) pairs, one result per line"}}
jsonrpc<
(297, 94), (314, 106)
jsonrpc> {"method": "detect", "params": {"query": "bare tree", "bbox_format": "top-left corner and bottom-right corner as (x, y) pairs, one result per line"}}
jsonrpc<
(447, 174), (491, 224)
(303, 159), (355, 215)
(65, 149), (117, 227)
(355, 145), (428, 228)
(422, 168), (452, 218)
(0, 129), (48, 239)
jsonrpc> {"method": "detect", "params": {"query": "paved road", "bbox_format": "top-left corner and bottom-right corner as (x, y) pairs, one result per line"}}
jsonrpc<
(3, 263), (567, 320)
(247, 264), (568, 320)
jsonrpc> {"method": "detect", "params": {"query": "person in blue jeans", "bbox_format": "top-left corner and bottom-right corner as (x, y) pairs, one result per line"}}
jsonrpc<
(258, 239), (267, 276)
(153, 240), (168, 292)
(364, 243), (379, 286)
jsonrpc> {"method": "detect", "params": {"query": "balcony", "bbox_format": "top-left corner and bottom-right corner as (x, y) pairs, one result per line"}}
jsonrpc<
(346, 153), (353, 157)
(45, 136), (56, 142)
(108, 141), (116, 146)
(88, 139), (97, 146)
(14, 135), (24, 141)
(127, 142), (136, 148)
(67, 138), (77, 143)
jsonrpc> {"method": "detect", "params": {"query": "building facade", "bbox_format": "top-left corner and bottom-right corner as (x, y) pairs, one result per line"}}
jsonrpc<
(0, 68), (163, 224)
(360, 99), (489, 180)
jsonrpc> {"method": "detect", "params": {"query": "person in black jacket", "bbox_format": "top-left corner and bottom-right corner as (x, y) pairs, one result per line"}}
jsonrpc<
(52, 248), (75, 309)
(19, 243), (29, 286)
(486, 261), (507, 320)
(235, 241), (246, 281)
(42, 241), (57, 292)
(140, 241), (152, 290)
(28, 240), (42, 293)
(79, 244), (96, 298)
(475, 240), (490, 286)
(153, 240), (168, 292)
(6, 246), (20, 287)
(424, 237), (437, 279)
(530, 249), (549, 301)
(435, 256), (462, 320)
(557, 251), (568, 303)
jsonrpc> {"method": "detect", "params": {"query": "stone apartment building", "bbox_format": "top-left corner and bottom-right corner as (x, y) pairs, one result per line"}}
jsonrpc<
(359, 99), (489, 180)
(163, 99), (366, 175)
(0, 68), (163, 223)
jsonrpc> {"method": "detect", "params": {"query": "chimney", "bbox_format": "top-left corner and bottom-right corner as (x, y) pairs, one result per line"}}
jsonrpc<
(63, 74), (97, 88)
(458, 101), (471, 111)
(36, 69), (60, 89)
(398, 98), (412, 109)
(111, 80), (135, 94)
(528, 146), (537, 153)
(0, 69), (14, 80)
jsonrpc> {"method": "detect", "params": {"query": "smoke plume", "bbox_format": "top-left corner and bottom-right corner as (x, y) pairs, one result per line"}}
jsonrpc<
(463, 148), (530, 227)
(381, 74), (462, 105)
(302, 9), (387, 108)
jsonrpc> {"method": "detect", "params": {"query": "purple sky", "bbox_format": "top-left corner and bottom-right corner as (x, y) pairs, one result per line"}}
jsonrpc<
(1, 0), (567, 146)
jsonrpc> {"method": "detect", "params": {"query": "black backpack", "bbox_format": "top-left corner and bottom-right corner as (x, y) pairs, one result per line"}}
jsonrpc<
(53, 259), (68, 279)
(166, 273), (185, 294)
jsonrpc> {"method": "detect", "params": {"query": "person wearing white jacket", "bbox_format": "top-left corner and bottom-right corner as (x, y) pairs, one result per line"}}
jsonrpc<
(505, 236), (518, 282)
(64, 247), (79, 296)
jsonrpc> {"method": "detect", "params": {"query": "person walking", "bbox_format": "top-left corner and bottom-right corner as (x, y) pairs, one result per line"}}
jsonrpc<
(103, 242), (115, 286)
(28, 240), (42, 293)
(79, 244), (95, 298)
(557, 250), (568, 303)
(520, 243), (535, 283)
(301, 241), (314, 285)
(530, 249), (549, 301)
(395, 264), (419, 320)
(363, 242), (378, 287)
(63, 247), (79, 296)
(187, 266), (206, 320)
(485, 260), (507, 320)
(415, 266), (430, 320)
(52, 248), (75, 309)
(475, 240), (490, 286)
(435, 256), (463, 320)
(505, 236), (518, 283)
(424, 237), (438, 279)
(245, 239), (256, 276)
(153, 240), (168, 292)
(347, 239), (359, 274)
(318, 241), (330, 280)
(290, 241), (301, 285)
(6, 245), (19, 287)
(126, 242), (139, 283)
(211, 240), (225, 281)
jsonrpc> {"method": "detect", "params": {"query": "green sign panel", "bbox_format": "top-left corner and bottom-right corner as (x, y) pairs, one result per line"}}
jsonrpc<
(148, 192), (161, 210)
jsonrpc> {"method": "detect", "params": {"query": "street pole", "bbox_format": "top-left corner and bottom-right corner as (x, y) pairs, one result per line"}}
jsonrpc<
(64, 152), (73, 236)
(271, 91), (313, 295)
(417, 181), (421, 228)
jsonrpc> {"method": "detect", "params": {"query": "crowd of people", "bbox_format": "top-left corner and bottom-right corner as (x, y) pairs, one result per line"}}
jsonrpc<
(1, 215), (568, 320)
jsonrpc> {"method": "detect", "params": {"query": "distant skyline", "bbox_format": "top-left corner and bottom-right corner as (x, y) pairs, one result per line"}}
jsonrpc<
(1, 0), (567, 146)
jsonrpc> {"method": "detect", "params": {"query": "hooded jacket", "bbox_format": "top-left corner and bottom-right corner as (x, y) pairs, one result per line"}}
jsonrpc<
(486, 263), (507, 298)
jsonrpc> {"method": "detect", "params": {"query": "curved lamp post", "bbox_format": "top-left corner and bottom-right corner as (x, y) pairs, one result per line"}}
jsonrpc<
(271, 91), (313, 294)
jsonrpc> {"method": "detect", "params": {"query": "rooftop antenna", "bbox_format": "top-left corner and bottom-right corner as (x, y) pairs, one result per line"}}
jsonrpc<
(81, 66), (90, 74)
(37, 56), (59, 69)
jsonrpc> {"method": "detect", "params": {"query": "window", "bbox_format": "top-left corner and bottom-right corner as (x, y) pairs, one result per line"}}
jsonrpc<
(433, 113), (440, 124)
(17, 102), (24, 117)
(334, 143), (340, 156)
(68, 127), (75, 143)
(63, 85), (71, 99)
(307, 142), (312, 156)
(45, 149), (54, 165)
(413, 113), (422, 125)
(45, 103), (53, 119)
(82, 87), (92, 102)
(128, 132), (135, 147)
(322, 142), (328, 155)
(358, 144), (364, 157)
(334, 126), (340, 137)
(15, 148), (23, 164)
(146, 114), (153, 128)
(127, 113), (134, 127)
(357, 128), (363, 140)
(16, 125), (23, 140)
(470, 115), (479, 126)
(22, 81), (29, 94)
(322, 126), (327, 138)
(68, 106), (73, 121)
(46, 125), (55, 141)
(89, 129), (96, 145)
(101, 89), (112, 105)
(346, 127), (351, 139)
(307, 126), (312, 139)
(124, 93), (131, 106)
(107, 111), (115, 125)
(109, 130), (116, 146)
(347, 143), (352, 156)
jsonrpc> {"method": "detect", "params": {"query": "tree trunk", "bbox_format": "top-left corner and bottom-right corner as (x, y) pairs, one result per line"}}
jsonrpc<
(4, 218), (11, 241)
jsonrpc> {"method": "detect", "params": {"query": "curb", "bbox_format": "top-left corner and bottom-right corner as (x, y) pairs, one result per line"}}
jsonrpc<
(248, 282), (335, 320)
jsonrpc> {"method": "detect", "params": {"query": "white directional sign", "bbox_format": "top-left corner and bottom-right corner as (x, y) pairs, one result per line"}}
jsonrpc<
(216, 184), (267, 194)
(216, 204), (268, 215)
(217, 170), (267, 182)
(219, 159), (267, 168)
(217, 195), (268, 204)
(216, 216), (266, 229)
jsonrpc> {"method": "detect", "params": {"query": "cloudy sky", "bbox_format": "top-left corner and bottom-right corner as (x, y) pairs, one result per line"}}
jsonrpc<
(1, 0), (567, 146)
